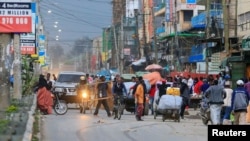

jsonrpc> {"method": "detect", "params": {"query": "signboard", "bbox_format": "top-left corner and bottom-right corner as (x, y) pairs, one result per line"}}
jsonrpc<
(186, 4), (196, 9)
(165, 0), (173, 22)
(38, 35), (45, 49)
(20, 2), (36, 55)
(20, 38), (35, 54)
(0, 2), (32, 32)
(126, 0), (139, 18)
(186, 0), (196, 4)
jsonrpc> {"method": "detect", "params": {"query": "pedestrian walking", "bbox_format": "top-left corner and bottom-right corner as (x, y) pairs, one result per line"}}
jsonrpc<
(221, 81), (233, 124)
(179, 79), (190, 119)
(149, 84), (156, 115)
(205, 79), (226, 125)
(135, 77), (145, 121)
(231, 80), (250, 125)
(93, 76), (112, 117)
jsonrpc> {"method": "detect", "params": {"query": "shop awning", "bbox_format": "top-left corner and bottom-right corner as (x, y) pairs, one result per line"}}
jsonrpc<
(158, 33), (203, 41)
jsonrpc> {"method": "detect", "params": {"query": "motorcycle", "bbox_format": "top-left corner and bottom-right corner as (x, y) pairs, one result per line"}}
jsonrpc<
(199, 97), (212, 125)
(79, 90), (91, 114)
(52, 91), (68, 115)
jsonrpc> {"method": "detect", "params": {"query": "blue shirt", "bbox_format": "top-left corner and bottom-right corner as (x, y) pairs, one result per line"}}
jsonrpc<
(9, 76), (14, 83)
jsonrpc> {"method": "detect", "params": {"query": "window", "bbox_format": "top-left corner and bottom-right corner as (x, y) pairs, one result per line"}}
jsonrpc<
(183, 10), (193, 22)
(57, 74), (84, 83)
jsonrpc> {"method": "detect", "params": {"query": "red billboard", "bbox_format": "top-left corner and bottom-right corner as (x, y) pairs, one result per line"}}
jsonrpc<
(0, 2), (32, 33)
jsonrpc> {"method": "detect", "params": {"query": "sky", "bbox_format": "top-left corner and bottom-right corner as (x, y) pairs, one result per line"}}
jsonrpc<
(39, 0), (112, 48)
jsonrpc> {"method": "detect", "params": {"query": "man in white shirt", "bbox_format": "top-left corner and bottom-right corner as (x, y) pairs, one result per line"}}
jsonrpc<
(187, 75), (193, 90)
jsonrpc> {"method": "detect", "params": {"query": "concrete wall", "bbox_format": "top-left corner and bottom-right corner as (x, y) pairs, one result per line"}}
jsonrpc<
(237, 0), (250, 37)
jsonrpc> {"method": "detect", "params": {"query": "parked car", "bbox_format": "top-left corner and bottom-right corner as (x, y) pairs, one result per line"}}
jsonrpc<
(52, 71), (86, 104)
(123, 79), (151, 115)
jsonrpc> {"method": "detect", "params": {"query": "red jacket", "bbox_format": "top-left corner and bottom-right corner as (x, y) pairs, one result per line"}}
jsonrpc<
(194, 80), (203, 95)
(149, 85), (156, 97)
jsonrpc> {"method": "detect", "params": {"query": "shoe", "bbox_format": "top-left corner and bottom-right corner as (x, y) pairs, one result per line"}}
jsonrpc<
(181, 116), (184, 119)
(138, 117), (143, 121)
(93, 114), (98, 116)
(135, 115), (139, 121)
(108, 114), (112, 117)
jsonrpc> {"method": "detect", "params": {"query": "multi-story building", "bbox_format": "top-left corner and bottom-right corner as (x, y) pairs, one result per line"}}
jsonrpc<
(148, 0), (205, 72)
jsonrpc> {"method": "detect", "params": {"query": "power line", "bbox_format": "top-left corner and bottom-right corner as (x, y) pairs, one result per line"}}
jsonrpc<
(42, 0), (109, 28)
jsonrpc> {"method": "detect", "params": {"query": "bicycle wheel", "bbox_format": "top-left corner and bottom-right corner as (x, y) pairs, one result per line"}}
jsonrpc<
(113, 108), (118, 119)
(117, 103), (122, 120)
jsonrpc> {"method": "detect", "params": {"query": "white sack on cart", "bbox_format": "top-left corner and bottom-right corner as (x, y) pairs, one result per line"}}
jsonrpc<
(158, 95), (182, 110)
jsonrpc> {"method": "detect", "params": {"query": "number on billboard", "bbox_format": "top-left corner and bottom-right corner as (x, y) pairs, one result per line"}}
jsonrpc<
(1, 3), (6, 8)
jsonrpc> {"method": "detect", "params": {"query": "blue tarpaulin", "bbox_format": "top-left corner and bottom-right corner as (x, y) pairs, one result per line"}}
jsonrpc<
(96, 70), (111, 81)
(191, 10), (223, 29)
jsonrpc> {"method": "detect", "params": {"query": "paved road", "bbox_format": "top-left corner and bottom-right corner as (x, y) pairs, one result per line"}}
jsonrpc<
(40, 107), (208, 141)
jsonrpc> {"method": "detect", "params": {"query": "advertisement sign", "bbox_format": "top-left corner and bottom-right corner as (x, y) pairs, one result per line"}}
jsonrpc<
(186, 0), (196, 4)
(38, 35), (45, 49)
(0, 2), (32, 32)
(20, 38), (35, 54)
(39, 49), (45, 65)
(126, 0), (139, 18)
(165, 0), (173, 22)
(20, 2), (36, 55)
(186, 0), (196, 9)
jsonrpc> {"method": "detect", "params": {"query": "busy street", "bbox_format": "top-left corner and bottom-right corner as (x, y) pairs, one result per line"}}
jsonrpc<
(2, 0), (250, 141)
(40, 106), (207, 141)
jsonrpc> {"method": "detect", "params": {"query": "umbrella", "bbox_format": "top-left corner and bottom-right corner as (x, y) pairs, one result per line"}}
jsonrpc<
(145, 64), (163, 71)
(142, 71), (164, 85)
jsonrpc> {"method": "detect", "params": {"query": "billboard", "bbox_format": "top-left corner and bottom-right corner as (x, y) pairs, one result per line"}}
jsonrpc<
(186, 0), (196, 4)
(20, 2), (36, 55)
(165, 0), (173, 22)
(0, 2), (33, 32)
(126, 0), (139, 18)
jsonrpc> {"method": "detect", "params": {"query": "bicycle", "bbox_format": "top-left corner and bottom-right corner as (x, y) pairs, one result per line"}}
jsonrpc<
(113, 95), (124, 120)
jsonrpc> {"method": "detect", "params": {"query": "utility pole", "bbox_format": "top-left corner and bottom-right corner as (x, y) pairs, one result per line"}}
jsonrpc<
(120, 14), (124, 73)
(235, 0), (238, 37)
(223, 0), (229, 55)
(205, 0), (210, 75)
(113, 26), (120, 73)
(174, 0), (179, 70)
(142, 0), (146, 60)
(13, 33), (22, 100)
(134, 9), (141, 59)
(152, 7), (158, 64)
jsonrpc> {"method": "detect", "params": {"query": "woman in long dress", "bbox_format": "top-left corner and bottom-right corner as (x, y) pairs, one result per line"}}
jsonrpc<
(37, 74), (53, 115)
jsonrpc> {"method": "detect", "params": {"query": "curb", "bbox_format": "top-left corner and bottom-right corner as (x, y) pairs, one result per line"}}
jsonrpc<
(22, 94), (37, 141)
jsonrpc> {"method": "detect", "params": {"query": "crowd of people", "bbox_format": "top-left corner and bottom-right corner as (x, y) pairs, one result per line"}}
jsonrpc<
(160, 73), (250, 125)
(34, 71), (250, 125)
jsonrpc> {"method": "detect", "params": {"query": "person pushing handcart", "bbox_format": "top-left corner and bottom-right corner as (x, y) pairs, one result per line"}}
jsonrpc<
(154, 82), (182, 122)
